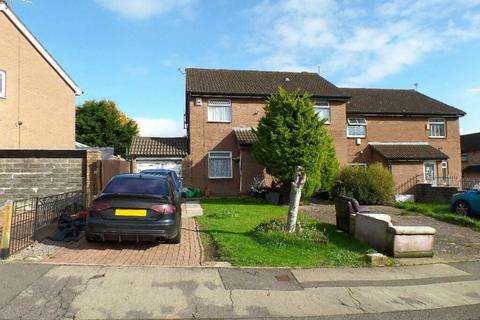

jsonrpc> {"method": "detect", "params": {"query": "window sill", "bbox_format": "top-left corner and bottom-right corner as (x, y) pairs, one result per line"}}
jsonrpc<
(347, 136), (366, 139)
(208, 176), (233, 180)
(207, 121), (232, 123)
(428, 136), (446, 139)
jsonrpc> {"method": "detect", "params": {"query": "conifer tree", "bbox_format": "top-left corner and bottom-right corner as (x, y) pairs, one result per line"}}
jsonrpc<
(253, 88), (338, 198)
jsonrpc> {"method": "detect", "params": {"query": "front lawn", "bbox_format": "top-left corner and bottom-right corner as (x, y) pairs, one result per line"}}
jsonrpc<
(196, 198), (377, 267)
(394, 202), (480, 232)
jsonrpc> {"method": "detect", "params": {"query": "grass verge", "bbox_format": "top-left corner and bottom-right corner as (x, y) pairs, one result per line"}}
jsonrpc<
(394, 202), (480, 232)
(196, 197), (382, 267)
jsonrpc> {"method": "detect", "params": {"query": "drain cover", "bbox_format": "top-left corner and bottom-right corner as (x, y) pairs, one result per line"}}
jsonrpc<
(275, 274), (291, 282)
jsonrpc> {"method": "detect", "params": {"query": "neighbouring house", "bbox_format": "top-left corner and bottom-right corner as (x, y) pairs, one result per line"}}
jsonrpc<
(75, 142), (115, 160)
(130, 137), (188, 176)
(182, 68), (465, 196)
(0, 3), (87, 203)
(0, 3), (82, 149)
(461, 132), (480, 179)
(341, 88), (464, 189)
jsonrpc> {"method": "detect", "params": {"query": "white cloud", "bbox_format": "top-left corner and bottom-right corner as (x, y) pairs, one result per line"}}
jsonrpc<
(135, 117), (185, 137)
(96, 0), (195, 20)
(245, 0), (480, 86)
(465, 87), (480, 95)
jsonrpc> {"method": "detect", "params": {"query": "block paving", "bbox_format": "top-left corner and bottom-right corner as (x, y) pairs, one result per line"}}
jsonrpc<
(45, 217), (203, 266)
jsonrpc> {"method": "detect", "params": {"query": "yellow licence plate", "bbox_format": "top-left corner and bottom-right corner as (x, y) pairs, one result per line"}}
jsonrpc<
(115, 209), (147, 217)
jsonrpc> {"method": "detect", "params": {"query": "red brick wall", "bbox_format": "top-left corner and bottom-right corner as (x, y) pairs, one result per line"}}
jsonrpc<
(184, 97), (348, 196)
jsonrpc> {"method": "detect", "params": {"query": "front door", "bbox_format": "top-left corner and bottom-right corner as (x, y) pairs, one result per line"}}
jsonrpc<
(424, 162), (437, 186)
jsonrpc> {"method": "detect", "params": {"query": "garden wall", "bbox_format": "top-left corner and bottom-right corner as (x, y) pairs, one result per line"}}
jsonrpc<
(414, 183), (459, 204)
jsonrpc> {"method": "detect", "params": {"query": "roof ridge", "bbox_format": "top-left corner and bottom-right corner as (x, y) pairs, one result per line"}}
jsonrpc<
(185, 67), (318, 75)
(461, 132), (480, 137)
(135, 136), (187, 139)
(342, 87), (415, 91)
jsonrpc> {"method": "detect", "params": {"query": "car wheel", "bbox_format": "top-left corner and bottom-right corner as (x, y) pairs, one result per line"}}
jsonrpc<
(166, 228), (182, 244)
(455, 200), (471, 216)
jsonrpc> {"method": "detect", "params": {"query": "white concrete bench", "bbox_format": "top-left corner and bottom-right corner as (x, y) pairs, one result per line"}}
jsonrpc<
(354, 213), (436, 258)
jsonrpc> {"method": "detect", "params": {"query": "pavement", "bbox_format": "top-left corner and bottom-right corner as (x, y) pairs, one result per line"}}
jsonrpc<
(0, 261), (480, 319)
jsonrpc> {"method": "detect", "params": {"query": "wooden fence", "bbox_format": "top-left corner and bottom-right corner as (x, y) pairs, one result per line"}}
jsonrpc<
(93, 160), (131, 195)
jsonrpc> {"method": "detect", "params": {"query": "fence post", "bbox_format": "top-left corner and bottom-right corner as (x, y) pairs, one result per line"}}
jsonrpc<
(0, 200), (14, 259)
(32, 197), (39, 241)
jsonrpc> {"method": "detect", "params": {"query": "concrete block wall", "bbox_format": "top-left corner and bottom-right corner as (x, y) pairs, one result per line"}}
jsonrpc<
(0, 157), (84, 203)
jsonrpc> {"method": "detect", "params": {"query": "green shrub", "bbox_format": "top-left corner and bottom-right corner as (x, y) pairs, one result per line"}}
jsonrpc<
(252, 216), (329, 247)
(331, 163), (395, 205)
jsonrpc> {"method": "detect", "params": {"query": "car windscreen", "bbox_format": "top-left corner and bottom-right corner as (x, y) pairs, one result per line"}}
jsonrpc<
(103, 177), (170, 196)
(142, 171), (167, 176)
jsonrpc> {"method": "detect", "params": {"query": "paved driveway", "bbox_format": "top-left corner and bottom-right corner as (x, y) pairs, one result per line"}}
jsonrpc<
(9, 202), (205, 266)
(44, 217), (203, 266)
(301, 201), (480, 263)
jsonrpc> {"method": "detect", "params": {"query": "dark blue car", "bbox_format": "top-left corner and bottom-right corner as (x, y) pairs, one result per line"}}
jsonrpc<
(450, 190), (480, 217)
(141, 169), (182, 195)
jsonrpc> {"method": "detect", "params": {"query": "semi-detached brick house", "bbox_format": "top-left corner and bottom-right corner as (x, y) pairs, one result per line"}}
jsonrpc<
(461, 132), (480, 179)
(183, 68), (465, 196)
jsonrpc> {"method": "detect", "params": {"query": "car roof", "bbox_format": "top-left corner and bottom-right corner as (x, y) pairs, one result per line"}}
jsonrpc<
(112, 173), (168, 180)
(141, 169), (174, 174)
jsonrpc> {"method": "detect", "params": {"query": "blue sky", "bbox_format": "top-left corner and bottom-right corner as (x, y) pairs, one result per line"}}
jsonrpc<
(11, 0), (480, 137)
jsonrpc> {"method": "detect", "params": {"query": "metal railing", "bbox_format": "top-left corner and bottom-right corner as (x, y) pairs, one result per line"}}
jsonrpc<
(395, 175), (480, 194)
(2, 190), (85, 258)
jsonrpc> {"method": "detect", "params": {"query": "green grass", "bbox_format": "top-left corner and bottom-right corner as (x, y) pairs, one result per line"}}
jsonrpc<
(394, 202), (480, 232)
(196, 197), (381, 267)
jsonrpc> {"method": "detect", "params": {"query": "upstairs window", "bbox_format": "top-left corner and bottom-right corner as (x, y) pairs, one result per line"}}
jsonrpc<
(0, 70), (5, 98)
(461, 153), (468, 162)
(428, 118), (446, 138)
(347, 118), (367, 138)
(208, 99), (231, 122)
(208, 151), (232, 179)
(313, 102), (330, 123)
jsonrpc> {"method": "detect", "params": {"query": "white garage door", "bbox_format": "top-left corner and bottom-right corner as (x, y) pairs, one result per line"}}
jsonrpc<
(136, 158), (183, 176)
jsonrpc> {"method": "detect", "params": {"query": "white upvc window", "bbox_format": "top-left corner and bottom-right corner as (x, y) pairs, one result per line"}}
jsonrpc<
(0, 70), (5, 98)
(208, 99), (231, 122)
(208, 151), (232, 179)
(313, 101), (330, 123)
(428, 118), (446, 138)
(347, 118), (367, 138)
(348, 163), (367, 168)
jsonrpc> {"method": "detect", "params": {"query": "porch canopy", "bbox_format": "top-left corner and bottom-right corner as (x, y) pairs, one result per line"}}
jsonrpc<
(233, 128), (257, 146)
(370, 143), (448, 161)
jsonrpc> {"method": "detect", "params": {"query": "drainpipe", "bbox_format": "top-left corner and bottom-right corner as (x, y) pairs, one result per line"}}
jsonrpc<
(239, 149), (242, 194)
